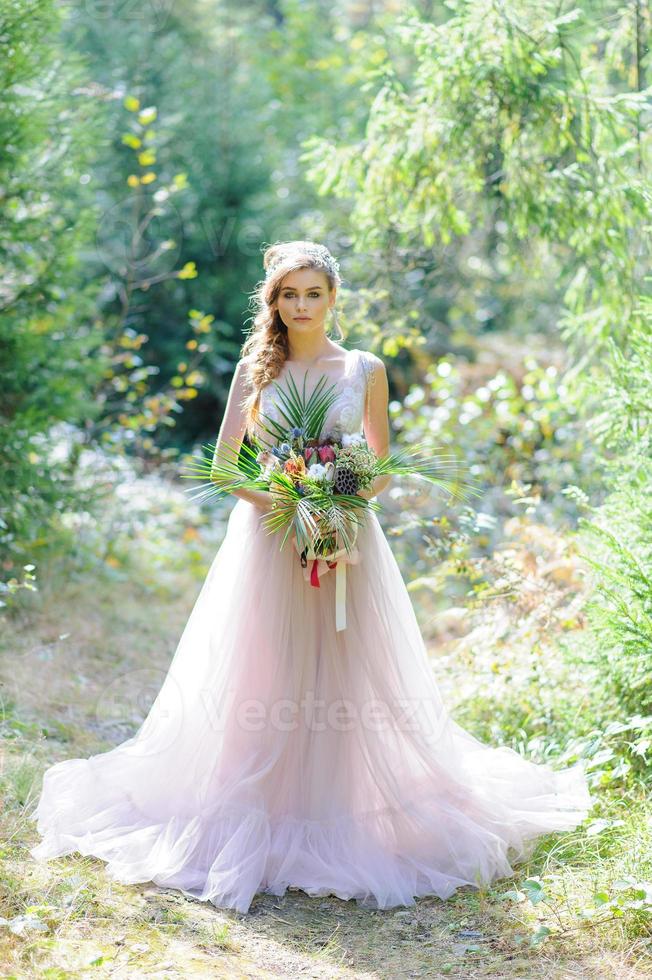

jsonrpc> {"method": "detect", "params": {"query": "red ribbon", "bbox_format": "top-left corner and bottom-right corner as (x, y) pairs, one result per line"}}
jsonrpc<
(310, 558), (337, 587)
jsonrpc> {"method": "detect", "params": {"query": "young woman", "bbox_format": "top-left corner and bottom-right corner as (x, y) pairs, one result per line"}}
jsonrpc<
(30, 240), (592, 914)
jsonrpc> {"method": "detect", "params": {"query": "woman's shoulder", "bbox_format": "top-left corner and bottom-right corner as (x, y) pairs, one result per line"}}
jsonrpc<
(230, 354), (258, 392)
(236, 352), (259, 377)
(351, 348), (385, 374)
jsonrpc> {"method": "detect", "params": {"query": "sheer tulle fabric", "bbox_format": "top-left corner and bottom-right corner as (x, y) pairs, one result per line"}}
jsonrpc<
(30, 499), (592, 912)
(30, 350), (593, 913)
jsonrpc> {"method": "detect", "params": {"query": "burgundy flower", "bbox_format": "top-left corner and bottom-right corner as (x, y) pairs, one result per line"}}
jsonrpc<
(318, 445), (336, 464)
(305, 447), (316, 464)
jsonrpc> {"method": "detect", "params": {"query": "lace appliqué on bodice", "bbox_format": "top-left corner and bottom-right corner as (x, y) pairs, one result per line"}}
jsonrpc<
(253, 349), (380, 447)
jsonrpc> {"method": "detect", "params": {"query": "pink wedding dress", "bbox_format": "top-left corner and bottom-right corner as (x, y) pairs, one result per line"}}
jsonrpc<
(29, 348), (593, 913)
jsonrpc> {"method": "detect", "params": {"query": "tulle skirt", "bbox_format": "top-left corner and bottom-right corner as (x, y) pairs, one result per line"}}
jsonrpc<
(29, 497), (593, 913)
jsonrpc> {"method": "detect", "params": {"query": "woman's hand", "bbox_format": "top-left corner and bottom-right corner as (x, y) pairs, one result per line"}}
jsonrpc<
(357, 474), (391, 500)
(250, 489), (276, 511)
(231, 487), (276, 511)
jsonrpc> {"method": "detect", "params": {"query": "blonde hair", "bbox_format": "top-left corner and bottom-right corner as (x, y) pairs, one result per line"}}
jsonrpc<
(240, 240), (343, 440)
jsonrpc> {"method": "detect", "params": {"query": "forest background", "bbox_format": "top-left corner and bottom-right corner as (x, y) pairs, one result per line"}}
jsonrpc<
(1, 0), (652, 976)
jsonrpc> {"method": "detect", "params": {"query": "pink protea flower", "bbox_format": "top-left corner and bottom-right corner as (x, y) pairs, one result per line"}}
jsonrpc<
(304, 447), (316, 464)
(317, 445), (336, 464)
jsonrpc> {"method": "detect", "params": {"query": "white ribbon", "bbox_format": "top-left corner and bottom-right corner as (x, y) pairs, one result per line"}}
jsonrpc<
(293, 535), (361, 631)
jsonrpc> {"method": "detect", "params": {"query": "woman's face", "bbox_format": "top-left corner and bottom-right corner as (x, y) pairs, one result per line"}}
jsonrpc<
(274, 267), (335, 332)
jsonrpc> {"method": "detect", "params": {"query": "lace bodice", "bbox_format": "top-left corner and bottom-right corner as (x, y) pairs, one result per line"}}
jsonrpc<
(253, 348), (381, 447)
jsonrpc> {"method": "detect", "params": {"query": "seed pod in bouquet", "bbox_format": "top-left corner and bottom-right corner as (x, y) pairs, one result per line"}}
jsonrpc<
(334, 467), (359, 495)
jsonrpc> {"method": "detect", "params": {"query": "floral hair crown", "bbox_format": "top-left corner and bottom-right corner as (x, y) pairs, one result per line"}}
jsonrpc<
(265, 242), (341, 283)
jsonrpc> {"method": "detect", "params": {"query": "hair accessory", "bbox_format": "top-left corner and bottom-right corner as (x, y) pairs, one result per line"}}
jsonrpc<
(265, 242), (341, 283)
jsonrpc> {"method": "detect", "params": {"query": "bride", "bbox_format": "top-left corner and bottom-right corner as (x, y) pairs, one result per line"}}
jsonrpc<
(30, 239), (593, 914)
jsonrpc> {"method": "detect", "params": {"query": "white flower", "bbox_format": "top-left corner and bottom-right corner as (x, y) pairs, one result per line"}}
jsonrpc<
(262, 458), (282, 478)
(341, 432), (364, 447)
(307, 461), (336, 484)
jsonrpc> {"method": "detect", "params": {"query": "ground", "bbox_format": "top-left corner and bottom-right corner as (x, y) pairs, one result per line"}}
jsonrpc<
(1, 517), (650, 979)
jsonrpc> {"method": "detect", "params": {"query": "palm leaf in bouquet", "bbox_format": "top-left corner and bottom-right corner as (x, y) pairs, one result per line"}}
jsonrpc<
(181, 436), (267, 503)
(374, 446), (482, 503)
(262, 474), (368, 556)
(180, 371), (342, 502)
(254, 371), (341, 445)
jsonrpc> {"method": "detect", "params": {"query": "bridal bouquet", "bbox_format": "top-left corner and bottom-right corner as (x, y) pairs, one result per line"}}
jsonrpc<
(182, 370), (479, 630)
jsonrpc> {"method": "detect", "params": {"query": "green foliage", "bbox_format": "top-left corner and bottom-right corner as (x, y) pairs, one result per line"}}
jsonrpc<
(0, 0), (105, 598)
(62, 0), (295, 445)
(302, 0), (652, 759)
(572, 270), (652, 720)
(578, 456), (652, 716)
(303, 2), (643, 263)
(394, 355), (596, 501)
(384, 351), (601, 579)
(85, 97), (217, 460)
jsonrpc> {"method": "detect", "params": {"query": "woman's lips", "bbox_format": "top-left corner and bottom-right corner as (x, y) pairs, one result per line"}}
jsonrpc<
(293, 316), (311, 320)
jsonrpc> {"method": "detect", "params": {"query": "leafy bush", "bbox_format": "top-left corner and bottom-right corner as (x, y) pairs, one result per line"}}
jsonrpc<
(578, 456), (652, 717)
(0, 0), (104, 601)
(383, 348), (601, 584)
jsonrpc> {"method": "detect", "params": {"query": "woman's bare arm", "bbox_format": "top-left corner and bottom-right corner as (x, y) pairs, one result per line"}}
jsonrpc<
(211, 359), (274, 511)
(359, 354), (392, 500)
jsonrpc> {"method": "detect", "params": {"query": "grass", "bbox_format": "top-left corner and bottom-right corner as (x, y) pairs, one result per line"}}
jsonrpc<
(1, 498), (651, 978)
